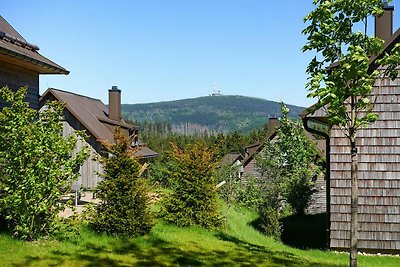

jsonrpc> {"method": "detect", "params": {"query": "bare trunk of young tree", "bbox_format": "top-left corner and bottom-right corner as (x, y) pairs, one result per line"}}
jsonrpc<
(350, 138), (358, 267)
(350, 96), (358, 267)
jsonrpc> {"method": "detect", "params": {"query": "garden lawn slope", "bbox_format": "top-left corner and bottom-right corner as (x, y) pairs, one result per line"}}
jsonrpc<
(0, 206), (399, 266)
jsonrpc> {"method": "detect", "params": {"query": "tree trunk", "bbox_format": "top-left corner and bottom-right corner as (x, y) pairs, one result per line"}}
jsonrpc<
(350, 138), (358, 267)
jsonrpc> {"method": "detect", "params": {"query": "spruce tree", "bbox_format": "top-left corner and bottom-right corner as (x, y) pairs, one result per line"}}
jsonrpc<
(91, 128), (153, 236)
(163, 143), (221, 228)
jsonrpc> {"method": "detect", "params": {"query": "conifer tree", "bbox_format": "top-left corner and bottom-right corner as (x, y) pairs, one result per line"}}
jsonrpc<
(91, 128), (153, 236)
(163, 143), (221, 228)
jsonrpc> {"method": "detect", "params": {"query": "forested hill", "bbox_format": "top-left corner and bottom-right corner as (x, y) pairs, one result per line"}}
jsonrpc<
(122, 95), (305, 134)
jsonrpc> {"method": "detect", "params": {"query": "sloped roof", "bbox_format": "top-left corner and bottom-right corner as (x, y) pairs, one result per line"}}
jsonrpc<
(220, 153), (244, 167)
(0, 15), (69, 74)
(40, 88), (158, 158)
(241, 120), (326, 168)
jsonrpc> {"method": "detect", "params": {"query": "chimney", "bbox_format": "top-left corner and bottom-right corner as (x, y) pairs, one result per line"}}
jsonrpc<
(375, 1), (394, 43)
(108, 85), (121, 122)
(267, 118), (279, 139)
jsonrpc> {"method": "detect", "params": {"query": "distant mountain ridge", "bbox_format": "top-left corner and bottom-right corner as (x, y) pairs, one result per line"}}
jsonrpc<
(122, 95), (305, 134)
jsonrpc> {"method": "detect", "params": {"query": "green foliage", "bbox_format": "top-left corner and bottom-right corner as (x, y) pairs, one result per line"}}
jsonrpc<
(123, 95), (304, 134)
(137, 122), (269, 190)
(254, 104), (321, 238)
(235, 175), (264, 210)
(162, 143), (221, 228)
(285, 169), (317, 216)
(302, 3), (400, 264)
(276, 104), (320, 215)
(254, 140), (285, 239)
(0, 86), (88, 240)
(302, 0), (400, 134)
(215, 164), (242, 207)
(91, 128), (153, 237)
(258, 205), (282, 240)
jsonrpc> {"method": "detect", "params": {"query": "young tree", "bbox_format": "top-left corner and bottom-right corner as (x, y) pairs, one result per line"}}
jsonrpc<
(91, 128), (153, 236)
(162, 142), (221, 228)
(276, 104), (320, 215)
(255, 142), (285, 239)
(303, 1), (400, 265)
(255, 104), (320, 238)
(0, 86), (88, 240)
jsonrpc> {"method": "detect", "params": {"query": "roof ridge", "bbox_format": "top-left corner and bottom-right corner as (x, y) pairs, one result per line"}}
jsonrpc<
(0, 15), (39, 52)
(47, 88), (104, 103)
(0, 31), (39, 51)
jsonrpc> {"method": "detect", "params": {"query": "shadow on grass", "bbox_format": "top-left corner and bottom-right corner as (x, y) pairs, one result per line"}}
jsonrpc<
(251, 213), (327, 251)
(280, 213), (328, 250)
(12, 224), (340, 267)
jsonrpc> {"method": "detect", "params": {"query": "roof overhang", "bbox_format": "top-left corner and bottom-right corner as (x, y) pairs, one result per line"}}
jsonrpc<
(0, 40), (69, 75)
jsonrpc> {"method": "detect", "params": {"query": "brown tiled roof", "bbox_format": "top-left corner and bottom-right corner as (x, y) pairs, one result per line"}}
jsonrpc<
(40, 88), (158, 159)
(0, 15), (69, 74)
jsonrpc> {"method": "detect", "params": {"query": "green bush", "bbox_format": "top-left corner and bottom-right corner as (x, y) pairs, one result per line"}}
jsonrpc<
(162, 143), (221, 228)
(91, 128), (153, 236)
(215, 164), (242, 207)
(285, 169), (317, 215)
(236, 175), (264, 210)
(0, 86), (88, 240)
(258, 205), (282, 240)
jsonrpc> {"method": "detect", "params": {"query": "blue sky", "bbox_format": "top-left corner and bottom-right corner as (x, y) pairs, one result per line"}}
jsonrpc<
(3, 1), (398, 107)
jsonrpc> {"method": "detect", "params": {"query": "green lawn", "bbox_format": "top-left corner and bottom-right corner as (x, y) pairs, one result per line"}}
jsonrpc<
(0, 206), (399, 266)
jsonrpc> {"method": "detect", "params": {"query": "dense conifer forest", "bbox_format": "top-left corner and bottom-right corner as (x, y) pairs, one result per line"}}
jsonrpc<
(122, 95), (304, 134)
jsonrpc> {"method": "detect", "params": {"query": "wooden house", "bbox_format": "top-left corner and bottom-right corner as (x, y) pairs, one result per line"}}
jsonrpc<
(40, 86), (158, 190)
(222, 118), (327, 215)
(0, 15), (68, 109)
(302, 5), (400, 253)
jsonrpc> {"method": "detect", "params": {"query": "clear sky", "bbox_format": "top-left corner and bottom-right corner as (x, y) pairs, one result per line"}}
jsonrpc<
(3, 1), (399, 107)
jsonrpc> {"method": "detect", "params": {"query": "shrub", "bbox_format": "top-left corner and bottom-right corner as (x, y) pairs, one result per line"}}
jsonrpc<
(162, 143), (221, 228)
(236, 175), (264, 210)
(275, 104), (320, 215)
(215, 164), (242, 207)
(91, 128), (153, 236)
(0, 86), (88, 240)
(257, 173), (283, 240)
(285, 169), (317, 215)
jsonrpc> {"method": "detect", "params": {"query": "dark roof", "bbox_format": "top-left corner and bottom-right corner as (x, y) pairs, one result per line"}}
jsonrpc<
(0, 15), (69, 74)
(220, 153), (244, 167)
(241, 119), (326, 168)
(40, 88), (158, 159)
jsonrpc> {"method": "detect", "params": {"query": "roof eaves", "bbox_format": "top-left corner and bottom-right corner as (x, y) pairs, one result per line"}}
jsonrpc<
(0, 45), (69, 74)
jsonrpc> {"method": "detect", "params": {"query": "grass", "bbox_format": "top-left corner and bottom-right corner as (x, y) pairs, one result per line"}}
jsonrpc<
(1, 206), (400, 266)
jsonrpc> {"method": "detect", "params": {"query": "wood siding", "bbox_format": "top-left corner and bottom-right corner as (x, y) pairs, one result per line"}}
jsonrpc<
(306, 173), (327, 215)
(62, 110), (103, 189)
(0, 62), (39, 109)
(329, 77), (400, 252)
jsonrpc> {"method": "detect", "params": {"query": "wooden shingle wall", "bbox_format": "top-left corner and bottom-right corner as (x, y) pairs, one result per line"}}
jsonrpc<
(243, 157), (263, 183)
(306, 173), (327, 215)
(330, 76), (400, 252)
(243, 150), (326, 215)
